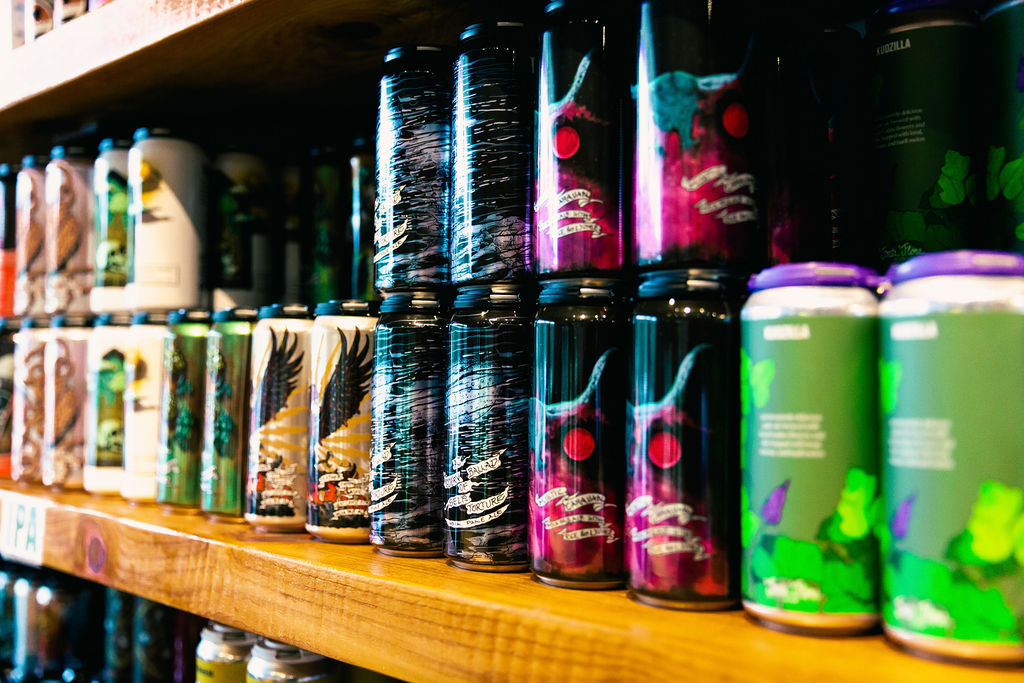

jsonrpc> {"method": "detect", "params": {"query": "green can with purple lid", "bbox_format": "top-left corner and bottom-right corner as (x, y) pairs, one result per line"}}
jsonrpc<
(741, 262), (881, 635)
(880, 250), (1024, 664)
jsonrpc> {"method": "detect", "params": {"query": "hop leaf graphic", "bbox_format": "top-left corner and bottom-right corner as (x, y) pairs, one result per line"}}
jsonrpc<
(963, 481), (1024, 565)
(879, 359), (902, 414)
(741, 486), (760, 546)
(761, 480), (790, 526)
(891, 494), (915, 540)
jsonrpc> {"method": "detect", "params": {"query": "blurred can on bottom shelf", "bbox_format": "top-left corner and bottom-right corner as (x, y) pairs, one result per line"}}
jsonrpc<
(133, 597), (176, 683)
(12, 316), (50, 484)
(123, 311), (171, 503)
(196, 622), (256, 683)
(105, 587), (135, 683)
(85, 312), (131, 495)
(246, 640), (339, 683)
(43, 313), (93, 490)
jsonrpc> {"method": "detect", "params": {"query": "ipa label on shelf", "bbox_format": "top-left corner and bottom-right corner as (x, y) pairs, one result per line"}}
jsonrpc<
(0, 490), (49, 565)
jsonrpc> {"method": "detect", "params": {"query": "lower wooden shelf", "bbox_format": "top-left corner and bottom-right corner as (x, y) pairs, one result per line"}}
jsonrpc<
(0, 482), (1018, 683)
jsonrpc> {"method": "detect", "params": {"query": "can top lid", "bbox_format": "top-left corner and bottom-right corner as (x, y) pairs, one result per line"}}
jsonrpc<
(385, 44), (449, 63)
(212, 307), (260, 323)
(200, 621), (257, 646)
(258, 303), (312, 320)
(314, 299), (378, 316)
(638, 268), (746, 298)
(130, 310), (172, 326)
(94, 312), (134, 327)
(0, 316), (22, 332)
(133, 127), (179, 142)
(168, 308), (212, 325)
(887, 250), (1024, 285)
(871, 0), (976, 28)
(459, 21), (528, 43)
(20, 155), (46, 169)
(50, 145), (88, 159)
(748, 262), (880, 292)
(0, 163), (10, 178)
(453, 283), (531, 309)
(51, 313), (95, 328)
(538, 277), (626, 303)
(19, 316), (49, 329)
(251, 638), (329, 665)
(379, 289), (446, 313)
(99, 138), (132, 152)
(983, 0), (1024, 17)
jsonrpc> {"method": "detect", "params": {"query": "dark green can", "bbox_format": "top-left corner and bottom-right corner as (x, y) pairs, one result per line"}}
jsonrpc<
(201, 307), (258, 520)
(868, 2), (979, 269)
(157, 308), (210, 510)
(104, 588), (134, 683)
(133, 598), (175, 683)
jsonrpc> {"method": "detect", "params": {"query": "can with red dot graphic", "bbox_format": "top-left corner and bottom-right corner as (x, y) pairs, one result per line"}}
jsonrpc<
(530, 278), (628, 588)
(535, 0), (628, 277)
(627, 269), (742, 609)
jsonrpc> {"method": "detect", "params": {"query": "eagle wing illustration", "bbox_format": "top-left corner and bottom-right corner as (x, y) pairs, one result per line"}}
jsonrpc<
(319, 327), (372, 437)
(256, 329), (304, 427)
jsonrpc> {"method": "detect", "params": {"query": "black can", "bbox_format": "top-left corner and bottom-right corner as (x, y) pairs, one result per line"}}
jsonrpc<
(450, 22), (534, 284)
(104, 588), (134, 683)
(133, 598), (175, 683)
(444, 284), (532, 571)
(375, 46), (452, 290)
(370, 290), (448, 556)
(530, 279), (628, 588)
(627, 270), (742, 610)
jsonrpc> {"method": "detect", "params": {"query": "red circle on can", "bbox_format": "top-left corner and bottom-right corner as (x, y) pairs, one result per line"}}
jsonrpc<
(554, 126), (581, 159)
(648, 432), (682, 469)
(562, 427), (595, 461)
(722, 103), (749, 139)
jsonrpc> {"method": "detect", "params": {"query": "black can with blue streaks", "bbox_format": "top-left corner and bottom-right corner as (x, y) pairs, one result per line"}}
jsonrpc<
(375, 46), (452, 290)
(445, 284), (532, 571)
(370, 290), (448, 556)
(450, 22), (534, 284)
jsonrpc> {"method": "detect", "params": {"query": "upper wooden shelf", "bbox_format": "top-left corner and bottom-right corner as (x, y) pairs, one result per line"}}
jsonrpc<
(0, 483), (1018, 683)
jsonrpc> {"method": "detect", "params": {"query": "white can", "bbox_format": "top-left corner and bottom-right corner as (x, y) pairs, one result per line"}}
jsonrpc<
(44, 146), (94, 315)
(43, 313), (92, 489)
(91, 138), (131, 314)
(121, 310), (169, 502)
(211, 152), (272, 310)
(84, 312), (131, 495)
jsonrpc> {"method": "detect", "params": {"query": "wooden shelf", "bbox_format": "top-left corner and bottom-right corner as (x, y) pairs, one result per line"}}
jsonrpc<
(0, 483), (1019, 683)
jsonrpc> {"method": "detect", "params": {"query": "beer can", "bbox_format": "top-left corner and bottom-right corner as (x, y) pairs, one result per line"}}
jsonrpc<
(11, 574), (38, 683)
(104, 588), (135, 683)
(127, 128), (207, 311)
(1, 164), (16, 317)
(279, 165), (305, 305)
(0, 317), (18, 479)
(15, 155), (48, 317)
(92, 138), (132, 314)
(54, 0), (86, 24)
(634, 0), (760, 272)
(133, 597), (175, 683)
(196, 622), (256, 683)
(868, 2), (978, 268)
(245, 640), (338, 683)
(0, 562), (17, 668)
(157, 308), (210, 510)
(536, 1), (626, 276)
(85, 312), (130, 495)
(741, 263), (880, 635)
(349, 140), (376, 302)
(530, 278), (627, 588)
(44, 146), (95, 314)
(451, 22), (534, 284)
(375, 46), (452, 290)
(11, 316), (49, 485)
(211, 152), (272, 310)
(246, 304), (313, 532)
(43, 313), (93, 489)
(370, 290), (447, 556)
(307, 300), (375, 542)
(445, 284), (531, 570)
(628, 269), (742, 609)
(201, 307), (258, 521)
(25, 0), (52, 43)
(173, 612), (204, 683)
(122, 311), (170, 503)
(880, 250), (1024, 664)
(308, 150), (349, 305)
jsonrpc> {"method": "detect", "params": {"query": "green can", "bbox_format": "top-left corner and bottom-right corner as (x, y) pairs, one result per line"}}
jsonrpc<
(880, 250), (1024, 664)
(157, 308), (210, 510)
(201, 307), (258, 521)
(741, 263), (881, 635)
(868, 2), (978, 269)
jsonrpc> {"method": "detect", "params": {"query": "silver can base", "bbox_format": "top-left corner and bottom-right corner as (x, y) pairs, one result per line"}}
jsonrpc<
(885, 625), (1024, 665)
(448, 558), (528, 573)
(374, 546), (443, 558)
(630, 590), (738, 611)
(744, 601), (879, 636)
(534, 574), (624, 590)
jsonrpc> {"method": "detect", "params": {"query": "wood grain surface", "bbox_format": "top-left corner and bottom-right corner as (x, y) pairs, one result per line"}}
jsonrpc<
(0, 482), (1017, 683)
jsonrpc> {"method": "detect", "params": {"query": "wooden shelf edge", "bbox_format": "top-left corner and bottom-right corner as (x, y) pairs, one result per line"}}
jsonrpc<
(0, 484), (1018, 683)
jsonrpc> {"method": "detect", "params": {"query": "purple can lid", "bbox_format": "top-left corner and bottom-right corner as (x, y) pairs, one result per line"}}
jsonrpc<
(748, 262), (880, 292)
(887, 250), (1024, 284)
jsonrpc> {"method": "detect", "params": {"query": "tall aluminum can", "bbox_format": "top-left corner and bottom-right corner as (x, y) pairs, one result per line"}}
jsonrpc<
(14, 155), (48, 317)
(308, 150), (349, 305)
(156, 308), (210, 510)
(0, 317), (18, 479)
(44, 146), (94, 315)
(741, 263), (880, 635)
(880, 250), (1024, 664)
(349, 140), (376, 302)
(0, 164), (16, 317)
(11, 316), (49, 484)
(451, 22), (534, 284)
(246, 304), (313, 532)
(127, 128), (207, 311)
(85, 312), (131, 495)
(92, 138), (132, 314)
(43, 313), (92, 489)
(211, 152), (272, 310)
(196, 622), (256, 683)
(245, 640), (338, 683)
(530, 278), (628, 588)
(122, 311), (170, 503)
(201, 307), (258, 521)
(0, 563), (17, 668)
(445, 284), (531, 570)
(104, 588), (134, 683)
(370, 290), (447, 556)
(133, 597), (175, 683)
(375, 46), (451, 290)
(535, 1), (627, 276)
(628, 269), (742, 609)
(634, 1), (761, 272)
(308, 300), (375, 542)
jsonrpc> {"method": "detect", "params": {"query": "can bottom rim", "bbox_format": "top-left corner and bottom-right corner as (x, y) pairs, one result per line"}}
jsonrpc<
(884, 625), (1024, 665)
(447, 558), (528, 573)
(534, 575), (625, 591)
(630, 591), (738, 611)
(743, 601), (879, 636)
(307, 524), (370, 544)
(374, 546), (444, 558)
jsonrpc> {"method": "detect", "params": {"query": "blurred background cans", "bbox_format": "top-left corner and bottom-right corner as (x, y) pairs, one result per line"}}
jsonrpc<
(11, 316), (49, 485)
(246, 304), (313, 532)
(245, 639), (339, 683)
(374, 45), (452, 290)
(349, 139), (376, 302)
(195, 622), (255, 683)
(84, 312), (131, 495)
(0, 163), (16, 317)
(15, 155), (48, 317)
(92, 138), (132, 314)
(44, 145), (94, 315)
(530, 278), (627, 588)
(307, 149), (350, 305)
(0, 317), (17, 479)
(43, 313), (93, 490)
(308, 300), (375, 543)
(104, 588), (134, 683)
(201, 307), (258, 521)
(122, 311), (170, 503)
(133, 597), (176, 683)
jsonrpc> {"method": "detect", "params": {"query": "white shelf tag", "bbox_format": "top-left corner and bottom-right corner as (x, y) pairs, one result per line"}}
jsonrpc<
(0, 491), (49, 566)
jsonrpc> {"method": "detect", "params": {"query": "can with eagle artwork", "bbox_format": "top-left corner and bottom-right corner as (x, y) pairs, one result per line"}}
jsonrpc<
(15, 155), (48, 317)
(43, 313), (93, 489)
(307, 300), (376, 542)
(12, 316), (50, 485)
(44, 146), (94, 315)
(246, 304), (313, 532)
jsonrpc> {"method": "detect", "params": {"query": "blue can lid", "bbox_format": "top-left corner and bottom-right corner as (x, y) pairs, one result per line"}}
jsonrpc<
(99, 138), (132, 153)
(212, 307), (259, 323)
(51, 313), (95, 328)
(20, 316), (49, 329)
(887, 250), (1024, 285)
(20, 155), (40, 169)
(379, 289), (446, 313)
(94, 312), (133, 327)
(875, 0), (975, 15)
(168, 308), (211, 325)
(258, 303), (311, 320)
(314, 299), (378, 317)
(134, 127), (178, 142)
(0, 163), (10, 178)
(748, 262), (880, 292)
(130, 310), (172, 325)
(0, 316), (21, 332)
